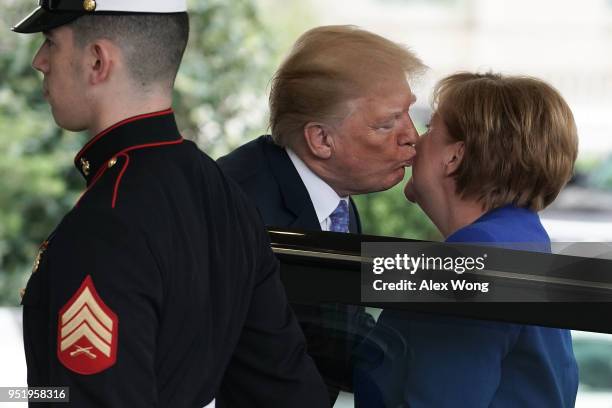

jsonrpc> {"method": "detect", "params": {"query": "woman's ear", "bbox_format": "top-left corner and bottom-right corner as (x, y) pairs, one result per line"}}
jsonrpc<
(445, 141), (465, 175)
(303, 122), (333, 159)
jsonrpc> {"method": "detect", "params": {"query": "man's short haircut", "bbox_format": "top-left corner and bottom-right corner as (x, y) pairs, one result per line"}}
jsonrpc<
(69, 13), (189, 89)
(435, 72), (578, 211)
(269, 25), (426, 147)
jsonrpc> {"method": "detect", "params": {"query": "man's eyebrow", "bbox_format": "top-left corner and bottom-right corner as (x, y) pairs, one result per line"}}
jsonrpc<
(384, 95), (418, 118)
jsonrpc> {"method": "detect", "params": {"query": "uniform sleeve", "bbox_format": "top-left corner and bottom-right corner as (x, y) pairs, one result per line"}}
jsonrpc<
(353, 310), (521, 408)
(45, 209), (162, 407)
(217, 216), (331, 408)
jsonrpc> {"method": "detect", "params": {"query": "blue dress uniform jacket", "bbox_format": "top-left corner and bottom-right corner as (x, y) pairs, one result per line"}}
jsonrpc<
(21, 109), (329, 407)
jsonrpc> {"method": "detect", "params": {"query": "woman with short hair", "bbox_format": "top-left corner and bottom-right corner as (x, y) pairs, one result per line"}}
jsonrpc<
(405, 72), (578, 236)
(355, 72), (579, 407)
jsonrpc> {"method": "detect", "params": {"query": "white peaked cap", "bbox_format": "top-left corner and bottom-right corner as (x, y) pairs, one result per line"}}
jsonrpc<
(93, 0), (186, 13)
(13, 0), (188, 33)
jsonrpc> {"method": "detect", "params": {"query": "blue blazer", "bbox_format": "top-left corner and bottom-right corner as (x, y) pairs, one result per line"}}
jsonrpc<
(354, 205), (579, 408)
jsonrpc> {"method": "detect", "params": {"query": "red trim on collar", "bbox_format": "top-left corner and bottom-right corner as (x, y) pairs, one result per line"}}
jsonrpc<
(111, 153), (130, 209)
(110, 138), (184, 208)
(75, 137), (184, 209)
(74, 162), (111, 207)
(120, 138), (184, 154)
(75, 108), (173, 162)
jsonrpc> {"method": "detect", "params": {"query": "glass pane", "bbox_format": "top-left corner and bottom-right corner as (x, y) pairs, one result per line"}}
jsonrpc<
(294, 305), (612, 407)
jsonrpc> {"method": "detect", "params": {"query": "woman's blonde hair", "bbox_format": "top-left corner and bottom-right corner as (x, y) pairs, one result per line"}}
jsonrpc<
(435, 72), (578, 211)
(269, 25), (425, 147)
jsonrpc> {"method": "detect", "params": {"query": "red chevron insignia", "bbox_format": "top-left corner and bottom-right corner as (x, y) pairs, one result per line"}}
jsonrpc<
(57, 275), (118, 374)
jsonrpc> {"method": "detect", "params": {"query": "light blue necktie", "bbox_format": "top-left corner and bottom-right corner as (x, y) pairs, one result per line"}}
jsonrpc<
(329, 200), (349, 233)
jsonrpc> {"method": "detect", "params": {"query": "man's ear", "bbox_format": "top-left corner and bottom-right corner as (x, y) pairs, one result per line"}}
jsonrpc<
(445, 141), (465, 175)
(303, 122), (333, 159)
(85, 40), (115, 85)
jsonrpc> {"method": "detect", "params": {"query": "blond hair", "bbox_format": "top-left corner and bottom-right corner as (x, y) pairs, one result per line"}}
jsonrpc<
(435, 72), (578, 211)
(269, 25), (425, 147)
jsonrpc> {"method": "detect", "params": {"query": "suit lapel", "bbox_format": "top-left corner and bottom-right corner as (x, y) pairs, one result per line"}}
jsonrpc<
(349, 198), (361, 234)
(262, 136), (321, 231)
(261, 136), (364, 234)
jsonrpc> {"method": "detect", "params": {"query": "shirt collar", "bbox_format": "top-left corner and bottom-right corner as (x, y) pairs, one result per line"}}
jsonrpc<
(74, 108), (182, 185)
(286, 148), (348, 223)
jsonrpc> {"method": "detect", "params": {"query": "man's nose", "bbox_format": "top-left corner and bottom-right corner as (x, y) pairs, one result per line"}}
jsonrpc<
(398, 113), (419, 146)
(32, 41), (49, 74)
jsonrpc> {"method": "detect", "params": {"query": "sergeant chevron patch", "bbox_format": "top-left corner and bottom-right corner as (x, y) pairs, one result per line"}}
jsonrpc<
(57, 275), (118, 374)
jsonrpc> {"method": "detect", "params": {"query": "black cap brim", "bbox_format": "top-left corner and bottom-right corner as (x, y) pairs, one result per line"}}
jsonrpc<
(12, 6), (83, 34)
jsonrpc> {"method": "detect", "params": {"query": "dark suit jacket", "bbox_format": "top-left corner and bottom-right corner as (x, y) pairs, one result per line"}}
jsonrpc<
(218, 135), (371, 404)
(217, 135), (361, 233)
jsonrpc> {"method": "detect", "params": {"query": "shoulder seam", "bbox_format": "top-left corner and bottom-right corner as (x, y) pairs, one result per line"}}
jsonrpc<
(112, 153), (130, 208)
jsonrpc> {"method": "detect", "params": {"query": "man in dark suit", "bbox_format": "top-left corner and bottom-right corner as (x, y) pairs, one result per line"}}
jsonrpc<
(218, 134), (362, 232)
(219, 25), (424, 235)
(218, 25), (425, 404)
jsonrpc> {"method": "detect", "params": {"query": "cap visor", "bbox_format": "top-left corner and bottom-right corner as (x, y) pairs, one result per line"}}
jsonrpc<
(12, 7), (82, 33)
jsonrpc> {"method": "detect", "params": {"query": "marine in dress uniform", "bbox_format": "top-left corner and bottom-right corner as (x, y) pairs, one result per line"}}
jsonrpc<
(13, 2), (329, 407)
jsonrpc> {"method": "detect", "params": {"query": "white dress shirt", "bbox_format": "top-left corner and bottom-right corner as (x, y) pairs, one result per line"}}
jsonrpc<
(286, 148), (349, 231)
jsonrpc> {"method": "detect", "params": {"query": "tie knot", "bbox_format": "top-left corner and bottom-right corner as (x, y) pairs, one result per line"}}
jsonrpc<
(329, 200), (349, 233)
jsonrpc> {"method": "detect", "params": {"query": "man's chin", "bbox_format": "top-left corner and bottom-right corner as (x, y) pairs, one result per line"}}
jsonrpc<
(349, 170), (406, 195)
(52, 115), (87, 132)
(404, 178), (417, 202)
(387, 167), (406, 189)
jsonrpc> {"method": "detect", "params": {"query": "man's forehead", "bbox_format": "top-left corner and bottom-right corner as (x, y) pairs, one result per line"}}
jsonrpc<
(366, 76), (413, 97)
(360, 86), (416, 110)
(43, 25), (68, 38)
(342, 91), (414, 124)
